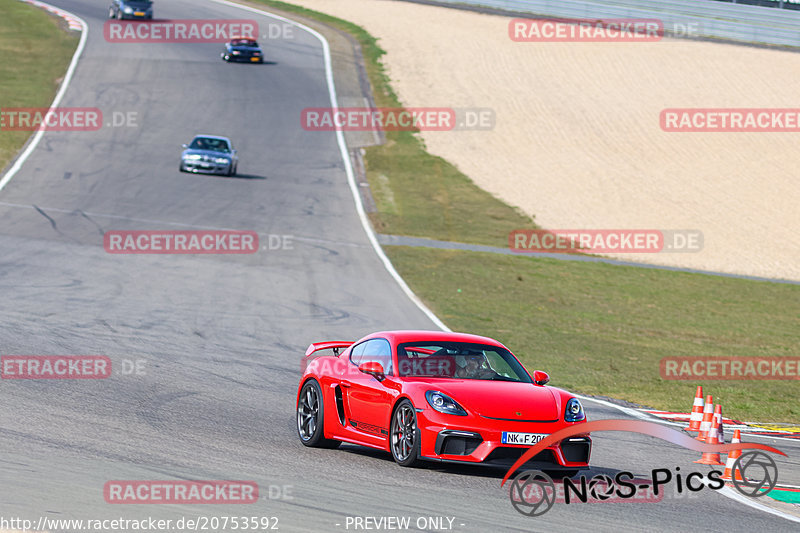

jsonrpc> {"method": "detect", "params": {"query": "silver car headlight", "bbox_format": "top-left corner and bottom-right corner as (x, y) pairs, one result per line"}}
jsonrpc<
(123, 7), (133, 13)
(232, 51), (241, 55)
(214, 158), (231, 164)
(185, 155), (202, 161)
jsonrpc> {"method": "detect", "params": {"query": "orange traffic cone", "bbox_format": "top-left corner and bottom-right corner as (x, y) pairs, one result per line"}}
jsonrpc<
(721, 429), (745, 481)
(686, 386), (704, 432)
(695, 406), (724, 465)
(696, 395), (714, 441)
(715, 404), (725, 444)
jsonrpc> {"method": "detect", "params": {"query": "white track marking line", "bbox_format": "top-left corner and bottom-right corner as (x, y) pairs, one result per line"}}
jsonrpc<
(718, 486), (800, 524)
(202, 4), (798, 521)
(206, 0), (450, 331)
(0, 2), (87, 193)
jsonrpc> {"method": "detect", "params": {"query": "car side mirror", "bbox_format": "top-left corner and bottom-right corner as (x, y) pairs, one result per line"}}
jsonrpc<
(358, 361), (385, 380)
(182, 144), (188, 149)
(532, 370), (550, 386)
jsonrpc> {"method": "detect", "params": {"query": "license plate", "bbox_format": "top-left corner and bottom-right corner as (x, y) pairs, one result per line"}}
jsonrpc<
(250, 57), (260, 62)
(502, 432), (548, 445)
(134, 11), (145, 16)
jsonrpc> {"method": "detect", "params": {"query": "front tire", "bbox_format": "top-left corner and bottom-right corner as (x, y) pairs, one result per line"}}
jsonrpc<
(390, 400), (422, 467)
(297, 380), (340, 449)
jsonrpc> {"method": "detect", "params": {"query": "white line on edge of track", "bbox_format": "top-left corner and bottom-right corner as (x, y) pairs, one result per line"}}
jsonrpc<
(206, 1), (799, 523)
(0, 2), (88, 194)
(5, 0), (795, 523)
(206, 0), (450, 333)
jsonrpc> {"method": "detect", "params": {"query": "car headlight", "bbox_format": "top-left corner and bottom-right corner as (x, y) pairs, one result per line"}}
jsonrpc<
(565, 398), (585, 422)
(123, 7), (133, 13)
(214, 158), (231, 164)
(425, 391), (467, 416)
(232, 51), (241, 55)
(185, 155), (202, 161)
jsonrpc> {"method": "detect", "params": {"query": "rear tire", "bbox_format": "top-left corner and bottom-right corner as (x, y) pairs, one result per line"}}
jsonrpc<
(297, 380), (340, 449)
(390, 400), (422, 467)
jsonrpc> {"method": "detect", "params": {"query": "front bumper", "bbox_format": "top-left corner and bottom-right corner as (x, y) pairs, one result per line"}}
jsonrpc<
(119, 12), (152, 20)
(181, 160), (231, 175)
(419, 410), (591, 470)
(227, 54), (263, 63)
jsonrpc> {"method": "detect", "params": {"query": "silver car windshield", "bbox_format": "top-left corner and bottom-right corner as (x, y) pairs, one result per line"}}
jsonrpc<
(190, 138), (230, 153)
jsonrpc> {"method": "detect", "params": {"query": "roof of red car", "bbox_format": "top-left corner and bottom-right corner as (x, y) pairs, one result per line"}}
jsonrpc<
(365, 330), (507, 348)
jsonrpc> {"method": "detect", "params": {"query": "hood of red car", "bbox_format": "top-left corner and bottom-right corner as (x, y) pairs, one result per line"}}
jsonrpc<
(435, 380), (560, 421)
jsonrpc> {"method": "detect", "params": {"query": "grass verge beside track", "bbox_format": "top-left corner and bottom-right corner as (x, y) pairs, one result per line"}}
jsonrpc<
(385, 246), (800, 423)
(0, 1), (79, 173)
(251, 0), (537, 246)
(246, 1), (799, 423)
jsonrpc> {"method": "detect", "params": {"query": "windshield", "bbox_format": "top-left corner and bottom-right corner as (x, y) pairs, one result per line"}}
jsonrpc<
(189, 137), (230, 153)
(397, 342), (532, 382)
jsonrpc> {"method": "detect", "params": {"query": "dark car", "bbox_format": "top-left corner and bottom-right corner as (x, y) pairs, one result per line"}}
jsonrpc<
(179, 135), (238, 176)
(221, 37), (264, 63)
(109, 0), (153, 20)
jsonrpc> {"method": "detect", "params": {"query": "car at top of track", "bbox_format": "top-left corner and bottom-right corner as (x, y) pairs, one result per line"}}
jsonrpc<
(221, 37), (264, 63)
(296, 330), (591, 472)
(179, 135), (238, 176)
(108, 0), (153, 20)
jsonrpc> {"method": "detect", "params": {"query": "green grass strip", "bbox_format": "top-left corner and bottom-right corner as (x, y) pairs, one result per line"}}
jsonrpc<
(0, 1), (79, 172)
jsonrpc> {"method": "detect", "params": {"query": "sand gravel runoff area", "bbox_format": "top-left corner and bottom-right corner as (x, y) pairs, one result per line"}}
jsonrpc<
(287, 0), (800, 281)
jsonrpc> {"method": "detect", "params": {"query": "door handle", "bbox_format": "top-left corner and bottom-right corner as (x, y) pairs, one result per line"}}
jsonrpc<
(341, 380), (351, 388)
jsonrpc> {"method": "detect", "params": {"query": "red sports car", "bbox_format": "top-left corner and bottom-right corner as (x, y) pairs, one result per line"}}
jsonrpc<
(296, 330), (591, 472)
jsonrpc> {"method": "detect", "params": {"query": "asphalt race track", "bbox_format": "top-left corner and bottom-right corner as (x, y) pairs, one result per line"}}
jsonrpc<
(0, 1), (798, 531)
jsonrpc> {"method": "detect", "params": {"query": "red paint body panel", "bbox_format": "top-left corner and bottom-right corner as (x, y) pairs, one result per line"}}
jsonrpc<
(297, 330), (591, 469)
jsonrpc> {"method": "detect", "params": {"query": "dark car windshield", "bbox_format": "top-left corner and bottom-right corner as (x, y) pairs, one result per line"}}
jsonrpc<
(397, 342), (532, 382)
(189, 137), (230, 153)
(231, 39), (258, 47)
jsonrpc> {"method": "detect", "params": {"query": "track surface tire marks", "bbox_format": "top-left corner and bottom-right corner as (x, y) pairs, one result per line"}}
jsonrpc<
(0, 1), (797, 531)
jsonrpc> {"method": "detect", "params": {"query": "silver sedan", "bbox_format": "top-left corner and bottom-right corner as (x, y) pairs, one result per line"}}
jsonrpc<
(179, 135), (238, 176)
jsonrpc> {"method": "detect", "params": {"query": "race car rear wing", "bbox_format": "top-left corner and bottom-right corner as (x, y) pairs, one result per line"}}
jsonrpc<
(304, 341), (354, 357)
